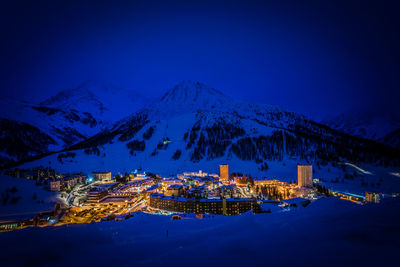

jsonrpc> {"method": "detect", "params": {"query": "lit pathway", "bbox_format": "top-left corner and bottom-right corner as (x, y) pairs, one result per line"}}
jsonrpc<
(344, 162), (372, 175)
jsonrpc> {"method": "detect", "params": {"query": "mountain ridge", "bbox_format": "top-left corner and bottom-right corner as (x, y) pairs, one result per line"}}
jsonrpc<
(0, 80), (150, 166)
(323, 104), (400, 148)
(2, 80), (400, 172)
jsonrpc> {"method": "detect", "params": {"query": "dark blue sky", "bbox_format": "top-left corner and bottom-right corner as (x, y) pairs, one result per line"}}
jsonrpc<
(1, 0), (399, 120)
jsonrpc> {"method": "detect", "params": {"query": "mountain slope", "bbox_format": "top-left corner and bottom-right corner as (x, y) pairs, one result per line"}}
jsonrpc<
(40, 80), (152, 123)
(18, 81), (400, 186)
(0, 118), (56, 165)
(0, 81), (151, 167)
(323, 105), (400, 149)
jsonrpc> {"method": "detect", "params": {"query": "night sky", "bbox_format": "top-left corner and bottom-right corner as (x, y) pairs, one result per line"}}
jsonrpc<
(0, 0), (399, 120)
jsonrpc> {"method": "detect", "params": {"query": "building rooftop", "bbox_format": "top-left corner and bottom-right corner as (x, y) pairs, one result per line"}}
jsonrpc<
(168, 184), (183, 189)
(150, 193), (255, 202)
(220, 184), (236, 191)
(145, 184), (159, 192)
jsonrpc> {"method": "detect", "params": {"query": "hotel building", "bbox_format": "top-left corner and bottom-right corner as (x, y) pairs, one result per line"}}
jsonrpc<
(297, 165), (313, 187)
(220, 164), (229, 183)
(149, 193), (257, 216)
(93, 171), (112, 182)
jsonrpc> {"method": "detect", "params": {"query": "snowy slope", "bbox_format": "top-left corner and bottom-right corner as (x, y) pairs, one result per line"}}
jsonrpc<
(380, 128), (400, 149)
(0, 174), (58, 220)
(40, 80), (152, 123)
(323, 105), (400, 148)
(0, 80), (151, 166)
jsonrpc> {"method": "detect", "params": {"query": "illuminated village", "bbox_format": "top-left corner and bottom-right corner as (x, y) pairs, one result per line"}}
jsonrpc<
(0, 164), (383, 232)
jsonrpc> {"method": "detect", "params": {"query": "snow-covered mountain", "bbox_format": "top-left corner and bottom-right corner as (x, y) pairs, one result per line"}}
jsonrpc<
(40, 80), (151, 123)
(15, 81), (399, 188)
(323, 105), (400, 149)
(0, 81), (151, 166)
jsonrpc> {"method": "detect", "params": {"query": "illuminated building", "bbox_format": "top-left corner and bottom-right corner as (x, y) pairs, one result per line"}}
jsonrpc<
(87, 183), (119, 203)
(178, 170), (219, 180)
(87, 188), (109, 203)
(165, 184), (184, 197)
(162, 177), (182, 186)
(331, 191), (365, 202)
(149, 193), (257, 216)
(183, 170), (207, 177)
(93, 171), (112, 182)
(220, 164), (229, 183)
(50, 180), (61, 192)
(365, 192), (380, 203)
(297, 165), (313, 187)
(219, 184), (238, 198)
(49, 175), (84, 191)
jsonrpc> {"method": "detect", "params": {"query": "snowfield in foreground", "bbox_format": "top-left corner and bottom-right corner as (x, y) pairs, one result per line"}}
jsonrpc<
(0, 175), (58, 221)
(0, 197), (399, 266)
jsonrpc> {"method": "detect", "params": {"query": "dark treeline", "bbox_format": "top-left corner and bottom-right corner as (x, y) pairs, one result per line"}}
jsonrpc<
(126, 140), (146, 155)
(69, 112), (148, 149)
(184, 117), (400, 168)
(142, 126), (155, 140)
(187, 121), (245, 162)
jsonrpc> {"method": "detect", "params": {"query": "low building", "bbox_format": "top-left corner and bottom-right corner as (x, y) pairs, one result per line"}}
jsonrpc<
(365, 192), (380, 203)
(6, 169), (20, 178)
(162, 177), (182, 186)
(118, 179), (153, 193)
(50, 179), (61, 192)
(165, 184), (184, 197)
(254, 179), (284, 186)
(219, 184), (238, 198)
(331, 191), (365, 203)
(145, 184), (159, 194)
(187, 186), (206, 198)
(63, 177), (76, 189)
(149, 193), (258, 216)
(290, 186), (317, 199)
(183, 170), (208, 177)
(93, 171), (112, 182)
(87, 183), (118, 203)
(87, 188), (109, 203)
(49, 175), (84, 191)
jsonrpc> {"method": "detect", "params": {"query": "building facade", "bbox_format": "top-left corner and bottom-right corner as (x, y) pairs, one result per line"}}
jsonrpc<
(165, 184), (184, 197)
(87, 188), (109, 203)
(365, 192), (380, 203)
(220, 165), (229, 183)
(50, 180), (61, 192)
(93, 171), (112, 182)
(297, 165), (313, 187)
(149, 193), (257, 216)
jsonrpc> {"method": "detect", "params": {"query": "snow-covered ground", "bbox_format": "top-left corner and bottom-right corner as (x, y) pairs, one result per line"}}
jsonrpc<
(0, 175), (58, 221)
(0, 197), (399, 266)
(320, 163), (400, 195)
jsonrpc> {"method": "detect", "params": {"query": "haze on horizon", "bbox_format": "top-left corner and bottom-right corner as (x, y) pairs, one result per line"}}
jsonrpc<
(1, 0), (399, 120)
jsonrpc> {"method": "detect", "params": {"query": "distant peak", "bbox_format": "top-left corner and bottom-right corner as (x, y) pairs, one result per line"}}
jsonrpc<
(160, 80), (228, 104)
(175, 80), (206, 88)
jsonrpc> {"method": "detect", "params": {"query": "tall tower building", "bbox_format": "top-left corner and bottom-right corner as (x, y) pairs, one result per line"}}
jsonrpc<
(297, 165), (312, 187)
(220, 164), (229, 183)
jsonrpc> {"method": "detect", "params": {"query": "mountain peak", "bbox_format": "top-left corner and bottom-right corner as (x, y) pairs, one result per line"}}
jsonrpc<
(160, 80), (229, 105)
